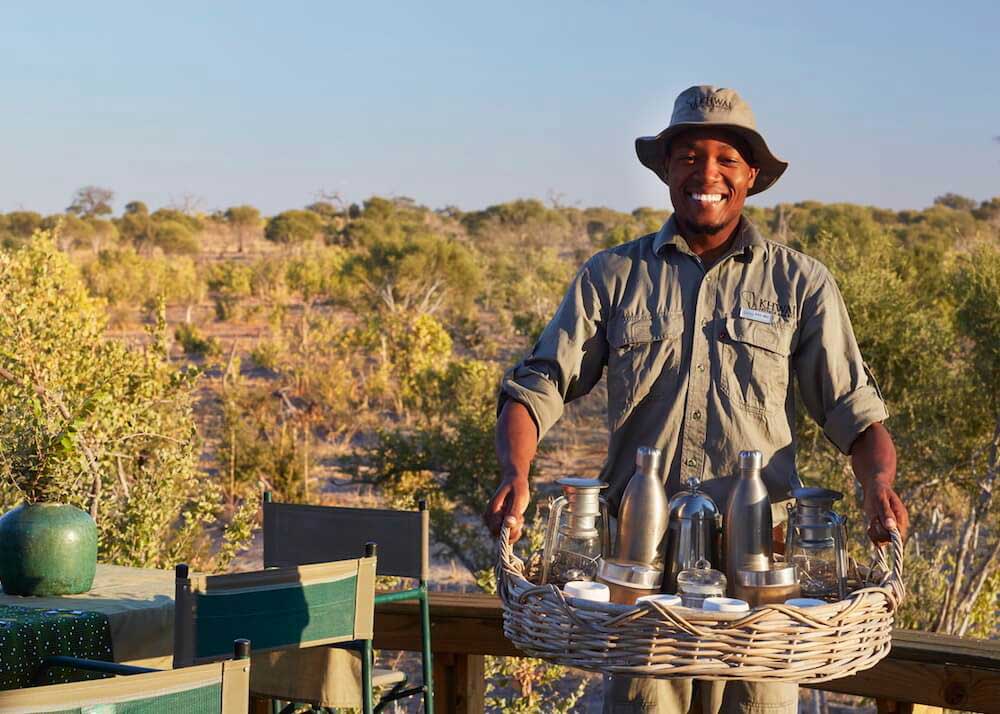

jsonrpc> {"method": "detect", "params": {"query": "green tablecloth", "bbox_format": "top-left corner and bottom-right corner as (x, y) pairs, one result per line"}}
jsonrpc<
(0, 605), (113, 690)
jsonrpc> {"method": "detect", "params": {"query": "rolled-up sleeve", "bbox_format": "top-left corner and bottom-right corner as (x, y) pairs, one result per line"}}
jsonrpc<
(499, 256), (608, 442)
(794, 269), (889, 454)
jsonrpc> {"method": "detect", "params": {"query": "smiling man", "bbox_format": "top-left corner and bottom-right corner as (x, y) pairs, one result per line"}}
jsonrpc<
(485, 86), (908, 714)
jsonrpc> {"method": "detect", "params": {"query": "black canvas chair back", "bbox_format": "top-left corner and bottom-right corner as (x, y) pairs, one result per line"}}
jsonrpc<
(263, 498), (429, 582)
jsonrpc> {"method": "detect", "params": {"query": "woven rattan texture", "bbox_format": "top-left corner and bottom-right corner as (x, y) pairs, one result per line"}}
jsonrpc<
(498, 527), (903, 683)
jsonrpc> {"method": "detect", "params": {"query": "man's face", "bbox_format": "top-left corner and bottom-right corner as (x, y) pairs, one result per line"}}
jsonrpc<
(666, 129), (759, 237)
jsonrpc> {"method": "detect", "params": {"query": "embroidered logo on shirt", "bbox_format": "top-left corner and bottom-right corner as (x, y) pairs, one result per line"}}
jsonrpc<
(741, 291), (794, 321)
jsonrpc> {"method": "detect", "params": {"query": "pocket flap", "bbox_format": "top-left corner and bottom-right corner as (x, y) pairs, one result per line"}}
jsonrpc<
(724, 316), (793, 356)
(609, 312), (684, 349)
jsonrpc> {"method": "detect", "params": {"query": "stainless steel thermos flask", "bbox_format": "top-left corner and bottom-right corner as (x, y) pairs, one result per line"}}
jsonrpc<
(723, 450), (772, 591)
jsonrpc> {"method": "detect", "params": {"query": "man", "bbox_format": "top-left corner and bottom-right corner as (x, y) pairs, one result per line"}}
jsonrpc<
(484, 86), (910, 713)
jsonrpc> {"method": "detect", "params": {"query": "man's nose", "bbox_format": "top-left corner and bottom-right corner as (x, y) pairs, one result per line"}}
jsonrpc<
(694, 158), (722, 183)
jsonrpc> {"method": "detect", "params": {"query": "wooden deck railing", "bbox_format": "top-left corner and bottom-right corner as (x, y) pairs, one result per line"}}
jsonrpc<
(374, 592), (1000, 714)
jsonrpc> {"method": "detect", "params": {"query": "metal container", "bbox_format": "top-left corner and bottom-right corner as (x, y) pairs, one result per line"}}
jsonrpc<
(723, 450), (773, 594)
(662, 476), (722, 593)
(733, 563), (801, 606)
(597, 560), (662, 605)
(614, 447), (668, 569)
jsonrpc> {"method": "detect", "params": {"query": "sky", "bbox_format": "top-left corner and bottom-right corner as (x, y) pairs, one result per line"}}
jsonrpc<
(3, 1), (999, 216)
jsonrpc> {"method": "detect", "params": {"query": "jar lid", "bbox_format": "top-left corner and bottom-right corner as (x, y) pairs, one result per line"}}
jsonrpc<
(676, 558), (726, 595)
(556, 477), (608, 490)
(703, 596), (750, 612)
(597, 559), (663, 589)
(563, 580), (610, 603)
(636, 593), (682, 607)
(784, 597), (827, 608)
(736, 563), (798, 587)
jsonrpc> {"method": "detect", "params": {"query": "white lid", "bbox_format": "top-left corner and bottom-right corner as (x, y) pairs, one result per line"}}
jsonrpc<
(636, 593), (682, 606)
(783, 597), (827, 608)
(703, 596), (750, 612)
(563, 580), (610, 603)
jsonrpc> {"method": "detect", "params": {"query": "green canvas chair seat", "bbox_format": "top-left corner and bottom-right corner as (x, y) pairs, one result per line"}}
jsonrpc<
(262, 495), (434, 713)
(0, 646), (250, 714)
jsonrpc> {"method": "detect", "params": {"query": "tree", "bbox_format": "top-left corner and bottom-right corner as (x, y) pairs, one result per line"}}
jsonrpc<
(264, 210), (322, 245)
(67, 186), (114, 218)
(933, 193), (978, 212)
(223, 205), (261, 253)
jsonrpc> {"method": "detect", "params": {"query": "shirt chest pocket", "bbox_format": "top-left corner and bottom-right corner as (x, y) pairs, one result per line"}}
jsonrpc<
(718, 316), (794, 416)
(607, 312), (685, 409)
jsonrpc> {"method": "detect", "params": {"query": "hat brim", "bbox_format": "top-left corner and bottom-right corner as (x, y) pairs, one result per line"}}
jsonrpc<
(635, 122), (788, 196)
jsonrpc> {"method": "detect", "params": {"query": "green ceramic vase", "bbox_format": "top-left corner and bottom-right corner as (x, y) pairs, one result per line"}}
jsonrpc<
(0, 503), (97, 596)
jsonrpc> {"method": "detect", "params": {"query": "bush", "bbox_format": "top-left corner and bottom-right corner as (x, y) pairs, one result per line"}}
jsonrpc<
(174, 323), (221, 357)
(0, 234), (252, 570)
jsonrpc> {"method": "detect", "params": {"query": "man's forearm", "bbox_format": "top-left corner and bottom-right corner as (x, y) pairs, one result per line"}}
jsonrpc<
(850, 421), (909, 541)
(496, 400), (538, 482)
(485, 400), (539, 540)
(850, 421), (896, 491)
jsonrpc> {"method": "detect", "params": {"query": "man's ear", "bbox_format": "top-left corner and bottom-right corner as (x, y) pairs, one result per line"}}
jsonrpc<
(746, 166), (760, 189)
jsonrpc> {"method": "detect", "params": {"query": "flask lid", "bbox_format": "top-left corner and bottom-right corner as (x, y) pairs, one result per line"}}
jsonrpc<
(635, 446), (662, 474)
(739, 450), (763, 471)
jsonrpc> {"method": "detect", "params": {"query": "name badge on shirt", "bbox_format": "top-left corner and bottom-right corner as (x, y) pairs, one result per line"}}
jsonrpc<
(739, 306), (773, 324)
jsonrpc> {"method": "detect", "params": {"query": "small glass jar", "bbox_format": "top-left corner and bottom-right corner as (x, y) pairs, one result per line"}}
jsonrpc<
(676, 559), (726, 608)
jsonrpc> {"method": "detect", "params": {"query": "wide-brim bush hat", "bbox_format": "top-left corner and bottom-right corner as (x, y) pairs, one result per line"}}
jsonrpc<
(635, 85), (788, 195)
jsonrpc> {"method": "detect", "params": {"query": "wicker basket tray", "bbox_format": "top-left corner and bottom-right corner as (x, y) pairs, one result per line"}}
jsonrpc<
(497, 525), (904, 683)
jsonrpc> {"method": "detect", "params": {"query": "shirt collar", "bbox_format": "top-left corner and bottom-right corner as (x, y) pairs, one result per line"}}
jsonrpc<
(653, 215), (768, 262)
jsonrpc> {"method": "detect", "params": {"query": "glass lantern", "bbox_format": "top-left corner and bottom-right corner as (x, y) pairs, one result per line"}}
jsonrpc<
(540, 477), (610, 587)
(784, 487), (849, 600)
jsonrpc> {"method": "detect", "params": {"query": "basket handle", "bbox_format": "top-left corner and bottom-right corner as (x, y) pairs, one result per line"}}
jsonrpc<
(870, 527), (905, 603)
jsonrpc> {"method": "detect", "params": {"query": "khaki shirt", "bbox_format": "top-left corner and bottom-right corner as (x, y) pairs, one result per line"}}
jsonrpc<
(500, 216), (888, 512)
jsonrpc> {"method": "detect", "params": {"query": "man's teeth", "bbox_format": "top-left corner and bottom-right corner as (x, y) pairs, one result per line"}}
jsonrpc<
(691, 193), (724, 203)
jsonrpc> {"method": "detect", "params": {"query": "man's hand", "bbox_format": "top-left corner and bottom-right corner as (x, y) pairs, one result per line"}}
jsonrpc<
(485, 400), (538, 543)
(862, 478), (909, 545)
(850, 423), (909, 545)
(485, 476), (531, 543)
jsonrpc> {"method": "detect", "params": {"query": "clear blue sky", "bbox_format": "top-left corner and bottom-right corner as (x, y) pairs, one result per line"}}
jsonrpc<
(3, 1), (998, 216)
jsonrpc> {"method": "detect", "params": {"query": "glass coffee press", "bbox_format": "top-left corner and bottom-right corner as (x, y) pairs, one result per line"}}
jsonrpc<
(540, 477), (610, 587)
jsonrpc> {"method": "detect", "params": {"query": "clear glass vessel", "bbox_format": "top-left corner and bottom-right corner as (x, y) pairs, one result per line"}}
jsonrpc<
(540, 477), (610, 587)
(785, 487), (848, 600)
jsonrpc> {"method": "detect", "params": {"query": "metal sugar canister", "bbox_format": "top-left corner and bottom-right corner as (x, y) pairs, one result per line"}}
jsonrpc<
(662, 476), (722, 593)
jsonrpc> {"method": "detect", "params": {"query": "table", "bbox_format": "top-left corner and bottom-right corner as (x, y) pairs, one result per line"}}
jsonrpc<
(0, 563), (364, 707)
(0, 564), (174, 670)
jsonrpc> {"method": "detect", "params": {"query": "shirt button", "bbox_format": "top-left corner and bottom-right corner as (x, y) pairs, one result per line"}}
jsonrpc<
(692, 410), (702, 420)
(697, 363), (705, 372)
(685, 457), (697, 467)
